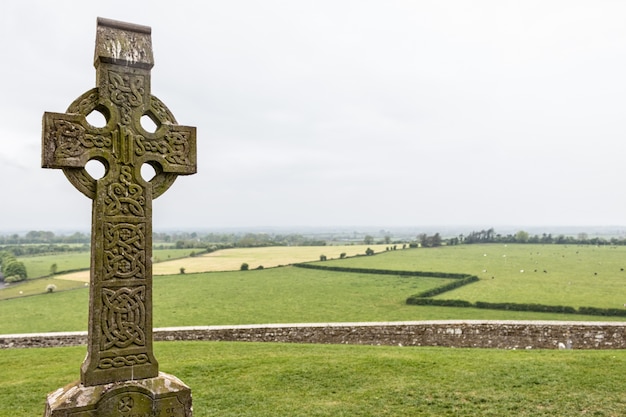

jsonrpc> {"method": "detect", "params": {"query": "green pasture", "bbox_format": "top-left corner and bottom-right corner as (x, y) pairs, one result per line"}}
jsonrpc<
(1, 264), (623, 335)
(324, 244), (626, 310)
(0, 268), (454, 333)
(18, 248), (196, 279)
(0, 277), (87, 301)
(1, 341), (625, 416)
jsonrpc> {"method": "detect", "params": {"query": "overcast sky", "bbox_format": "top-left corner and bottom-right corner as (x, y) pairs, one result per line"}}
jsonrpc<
(2, 1), (626, 233)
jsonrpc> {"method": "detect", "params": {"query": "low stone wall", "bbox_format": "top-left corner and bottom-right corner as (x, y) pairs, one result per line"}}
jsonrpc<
(1, 321), (625, 350)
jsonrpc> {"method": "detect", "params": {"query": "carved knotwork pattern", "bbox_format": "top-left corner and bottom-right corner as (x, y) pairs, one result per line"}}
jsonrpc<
(150, 95), (177, 124)
(135, 130), (193, 165)
(98, 353), (150, 369)
(102, 286), (146, 350)
(67, 89), (99, 115)
(49, 119), (112, 159)
(105, 71), (145, 125)
(104, 222), (145, 280)
(105, 166), (145, 217)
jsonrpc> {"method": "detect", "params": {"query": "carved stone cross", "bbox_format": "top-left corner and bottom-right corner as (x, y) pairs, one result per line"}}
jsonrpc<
(42, 18), (196, 387)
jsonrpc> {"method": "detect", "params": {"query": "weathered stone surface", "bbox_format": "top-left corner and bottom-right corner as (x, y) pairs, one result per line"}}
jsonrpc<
(41, 16), (194, 416)
(44, 372), (191, 417)
(42, 17), (196, 387)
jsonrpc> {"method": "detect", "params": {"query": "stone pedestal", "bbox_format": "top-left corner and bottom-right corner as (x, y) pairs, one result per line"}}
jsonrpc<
(43, 373), (192, 417)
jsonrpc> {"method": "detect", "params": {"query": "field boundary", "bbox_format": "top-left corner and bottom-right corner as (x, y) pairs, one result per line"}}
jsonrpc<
(2, 321), (625, 350)
(294, 262), (626, 318)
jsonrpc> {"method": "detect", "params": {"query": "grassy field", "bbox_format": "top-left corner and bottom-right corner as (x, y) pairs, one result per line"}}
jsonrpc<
(152, 244), (388, 274)
(323, 244), (626, 310)
(18, 244), (388, 284)
(0, 267), (455, 333)
(1, 341), (625, 416)
(3, 243), (626, 333)
(1, 263), (624, 334)
(19, 248), (198, 279)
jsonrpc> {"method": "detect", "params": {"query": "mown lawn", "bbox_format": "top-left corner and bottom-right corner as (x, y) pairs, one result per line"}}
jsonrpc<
(1, 341), (625, 416)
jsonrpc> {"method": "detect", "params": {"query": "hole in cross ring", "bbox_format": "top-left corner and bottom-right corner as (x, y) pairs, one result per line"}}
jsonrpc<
(141, 163), (157, 182)
(85, 159), (107, 179)
(86, 107), (108, 128)
(141, 114), (159, 133)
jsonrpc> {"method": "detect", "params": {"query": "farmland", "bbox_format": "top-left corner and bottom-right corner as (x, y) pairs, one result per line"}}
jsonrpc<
(320, 243), (626, 310)
(1, 243), (626, 334)
(2, 243), (626, 416)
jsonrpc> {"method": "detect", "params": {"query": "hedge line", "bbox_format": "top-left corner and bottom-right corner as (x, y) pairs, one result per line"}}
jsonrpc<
(411, 276), (480, 298)
(293, 263), (471, 279)
(406, 297), (626, 317)
(475, 301), (577, 314)
(294, 262), (626, 318)
(405, 298), (474, 308)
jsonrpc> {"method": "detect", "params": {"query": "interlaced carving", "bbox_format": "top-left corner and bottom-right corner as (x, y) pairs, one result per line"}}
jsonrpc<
(135, 131), (193, 165)
(67, 89), (100, 116)
(105, 166), (145, 217)
(42, 17), (196, 387)
(47, 119), (112, 159)
(150, 95), (177, 123)
(106, 71), (145, 125)
(98, 353), (150, 369)
(102, 286), (146, 350)
(104, 222), (145, 280)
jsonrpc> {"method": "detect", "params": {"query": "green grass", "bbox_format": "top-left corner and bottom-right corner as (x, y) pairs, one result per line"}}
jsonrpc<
(0, 268), (453, 333)
(1, 264), (622, 335)
(0, 277), (87, 301)
(18, 248), (195, 279)
(1, 342), (625, 416)
(323, 244), (626, 310)
(19, 252), (90, 279)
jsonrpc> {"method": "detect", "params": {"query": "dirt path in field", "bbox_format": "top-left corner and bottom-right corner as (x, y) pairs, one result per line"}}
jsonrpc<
(53, 245), (388, 282)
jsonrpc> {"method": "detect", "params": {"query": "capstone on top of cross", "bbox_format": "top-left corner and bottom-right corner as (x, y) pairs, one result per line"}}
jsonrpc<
(95, 17), (154, 69)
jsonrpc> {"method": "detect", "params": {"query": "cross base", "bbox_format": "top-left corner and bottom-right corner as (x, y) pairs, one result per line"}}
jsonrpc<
(43, 372), (192, 417)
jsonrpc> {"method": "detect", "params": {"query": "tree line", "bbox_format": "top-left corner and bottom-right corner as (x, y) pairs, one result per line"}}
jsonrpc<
(456, 228), (625, 246)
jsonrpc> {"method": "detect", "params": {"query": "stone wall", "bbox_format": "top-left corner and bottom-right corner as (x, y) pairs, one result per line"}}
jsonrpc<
(2, 321), (625, 350)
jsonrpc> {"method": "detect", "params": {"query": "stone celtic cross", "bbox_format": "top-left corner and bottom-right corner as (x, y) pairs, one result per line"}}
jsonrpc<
(42, 18), (196, 387)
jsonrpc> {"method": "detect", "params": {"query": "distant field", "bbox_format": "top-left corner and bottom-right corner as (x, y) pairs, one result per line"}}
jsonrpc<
(152, 244), (388, 275)
(19, 248), (196, 279)
(322, 244), (626, 310)
(43, 244), (387, 283)
(3, 244), (626, 334)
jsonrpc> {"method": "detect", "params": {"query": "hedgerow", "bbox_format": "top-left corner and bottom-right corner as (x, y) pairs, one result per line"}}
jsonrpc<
(295, 259), (626, 318)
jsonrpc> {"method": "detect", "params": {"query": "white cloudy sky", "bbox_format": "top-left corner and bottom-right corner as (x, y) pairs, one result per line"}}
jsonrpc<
(1, 1), (626, 232)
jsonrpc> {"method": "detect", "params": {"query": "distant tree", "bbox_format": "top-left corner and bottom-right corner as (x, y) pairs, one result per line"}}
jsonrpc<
(320, 255), (327, 261)
(515, 230), (529, 243)
(50, 263), (58, 275)
(365, 247), (375, 256)
(363, 235), (374, 245)
(240, 263), (249, 271)
(429, 233), (442, 247)
(339, 253), (346, 259)
(3, 261), (27, 280)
